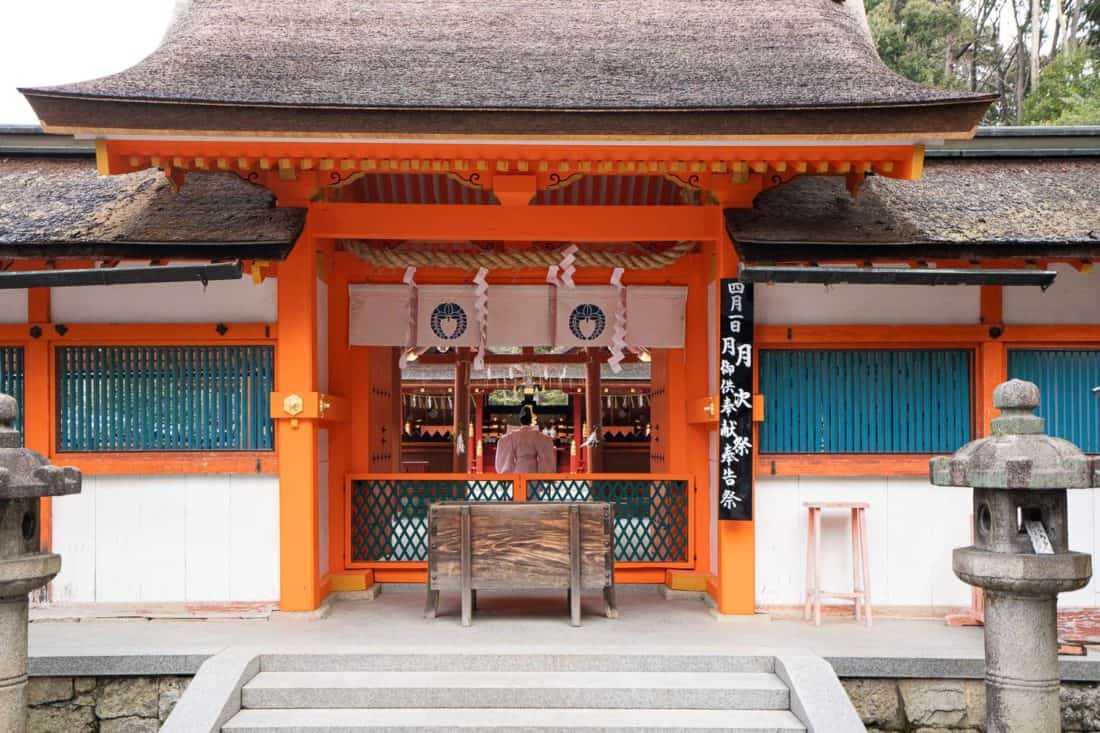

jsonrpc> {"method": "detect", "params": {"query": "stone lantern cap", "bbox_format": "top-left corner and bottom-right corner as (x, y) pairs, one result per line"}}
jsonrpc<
(930, 379), (1100, 490)
(0, 394), (80, 500)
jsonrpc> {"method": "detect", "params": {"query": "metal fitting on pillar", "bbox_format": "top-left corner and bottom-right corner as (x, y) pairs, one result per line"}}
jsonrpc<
(0, 393), (80, 733)
(931, 379), (1098, 733)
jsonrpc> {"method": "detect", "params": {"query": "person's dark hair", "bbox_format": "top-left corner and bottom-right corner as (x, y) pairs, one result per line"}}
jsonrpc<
(519, 404), (535, 426)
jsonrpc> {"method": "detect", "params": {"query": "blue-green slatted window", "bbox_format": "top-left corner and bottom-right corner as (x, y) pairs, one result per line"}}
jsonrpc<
(0, 347), (24, 437)
(760, 349), (972, 454)
(1008, 350), (1100, 454)
(56, 346), (274, 452)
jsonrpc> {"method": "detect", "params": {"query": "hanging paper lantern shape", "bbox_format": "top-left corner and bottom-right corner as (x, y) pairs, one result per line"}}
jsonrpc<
(430, 302), (468, 341)
(569, 303), (607, 341)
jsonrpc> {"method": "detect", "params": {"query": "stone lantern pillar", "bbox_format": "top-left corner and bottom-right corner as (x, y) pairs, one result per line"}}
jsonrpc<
(0, 394), (81, 733)
(931, 379), (1098, 732)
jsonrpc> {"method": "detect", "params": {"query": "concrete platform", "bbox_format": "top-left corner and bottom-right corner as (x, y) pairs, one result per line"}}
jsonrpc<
(26, 587), (1100, 680)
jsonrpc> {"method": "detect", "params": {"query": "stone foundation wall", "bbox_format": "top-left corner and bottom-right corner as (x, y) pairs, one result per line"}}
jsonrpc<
(27, 676), (192, 733)
(843, 678), (1100, 732)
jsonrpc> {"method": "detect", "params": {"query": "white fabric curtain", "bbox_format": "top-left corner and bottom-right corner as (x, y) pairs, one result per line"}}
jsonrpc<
(348, 284), (687, 348)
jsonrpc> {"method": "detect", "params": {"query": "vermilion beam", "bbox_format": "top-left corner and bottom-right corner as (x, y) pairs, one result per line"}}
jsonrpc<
(310, 204), (719, 242)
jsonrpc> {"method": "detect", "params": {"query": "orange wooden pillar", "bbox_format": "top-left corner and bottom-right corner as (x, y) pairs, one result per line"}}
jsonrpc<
(273, 218), (321, 611)
(714, 221), (755, 615)
(978, 285), (1007, 436)
(25, 288), (52, 554)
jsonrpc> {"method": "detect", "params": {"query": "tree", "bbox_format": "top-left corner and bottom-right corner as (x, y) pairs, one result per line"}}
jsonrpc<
(1022, 45), (1100, 123)
(868, 0), (1100, 125)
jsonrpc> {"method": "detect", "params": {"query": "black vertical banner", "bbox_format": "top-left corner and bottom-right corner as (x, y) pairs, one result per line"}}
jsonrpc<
(718, 279), (753, 521)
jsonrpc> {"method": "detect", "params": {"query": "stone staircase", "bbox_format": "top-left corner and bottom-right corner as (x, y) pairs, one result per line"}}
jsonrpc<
(217, 652), (816, 732)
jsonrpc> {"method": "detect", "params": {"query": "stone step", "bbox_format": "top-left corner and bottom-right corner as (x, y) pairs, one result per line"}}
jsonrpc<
(222, 707), (808, 732)
(258, 653), (775, 674)
(241, 671), (790, 710)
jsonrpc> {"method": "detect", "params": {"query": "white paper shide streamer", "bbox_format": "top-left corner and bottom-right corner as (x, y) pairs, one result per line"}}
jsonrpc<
(472, 267), (489, 371)
(607, 267), (627, 374)
(399, 266), (417, 368)
(557, 244), (579, 288)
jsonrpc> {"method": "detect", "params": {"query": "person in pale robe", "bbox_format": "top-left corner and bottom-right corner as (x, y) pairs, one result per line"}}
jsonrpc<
(494, 404), (557, 474)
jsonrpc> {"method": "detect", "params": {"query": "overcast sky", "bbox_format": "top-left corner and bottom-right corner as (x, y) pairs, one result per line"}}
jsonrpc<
(1, 1), (175, 125)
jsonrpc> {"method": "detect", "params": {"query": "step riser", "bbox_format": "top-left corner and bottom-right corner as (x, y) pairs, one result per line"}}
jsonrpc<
(260, 654), (775, 674)
(225, 721), (809, 726)
(241, 687), (790, 711)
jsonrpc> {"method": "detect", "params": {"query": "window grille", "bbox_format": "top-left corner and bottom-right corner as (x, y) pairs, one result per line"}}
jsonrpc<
(1009, 349), (1100, 454)
(0, 346), (24, 437)
(56, 345), (274, 452)
(760, 349), (972, 453)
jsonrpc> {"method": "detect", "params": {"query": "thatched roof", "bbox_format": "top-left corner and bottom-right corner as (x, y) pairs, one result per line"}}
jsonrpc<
(21, 0), (993, 138)
(0, 157), (305, 259)
(727, 158), (1100, 262)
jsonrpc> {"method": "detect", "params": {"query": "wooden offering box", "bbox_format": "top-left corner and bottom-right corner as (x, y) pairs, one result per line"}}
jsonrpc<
(426, 501), (617, 626)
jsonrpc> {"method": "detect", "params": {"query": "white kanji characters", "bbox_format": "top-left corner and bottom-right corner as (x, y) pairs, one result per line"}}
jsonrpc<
(731, 387), (752, 410)
(728, 316), (742, 334)
(734, 343), (752, 368)
(720, 381), (738, 396)
(720, 489), (741, 511)
(721, 443), (738, 465)
(720, 336), (738, 357)
(729, 294), (743, 312)
(727, 282), (745, 296)
(721, 396), (736, 417)
(730, 433), (752, 457)
(721, 467), (737, 487)
(720, 420), (738, 438)
(720, 361), (737, 377)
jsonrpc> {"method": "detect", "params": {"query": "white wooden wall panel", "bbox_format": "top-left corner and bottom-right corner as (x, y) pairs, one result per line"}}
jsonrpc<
(756, 477), (976, 609)
(0, 291), (27, 323)
(1004, 265), (1100, 324)
(50, 477), (97, 603)
(51, 275), (277, 323)
(754, 283), (979, 325)
(93, 476), (144, 601)
(50, 474), (279, 603)
(1060, 489), (1096, 607)
(753, 478), (802, 605)
(184, 478), (232, 601)
(882, 480), (937, 607)
(924, 482), (974, 608)
(135, 476), (188, 601)
(228, 475), (280, 601)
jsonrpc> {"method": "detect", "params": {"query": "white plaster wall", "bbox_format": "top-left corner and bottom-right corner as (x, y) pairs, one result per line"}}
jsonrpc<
(51, 274), (277, 323)
(1004, 264), (1100, 324)
(754, 283), (980, 325)
(50, 474), (280, 603)
(0, 290), (27, 323)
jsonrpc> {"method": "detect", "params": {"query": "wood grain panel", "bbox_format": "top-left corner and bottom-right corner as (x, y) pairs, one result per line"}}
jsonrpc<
(429, 502), (612, 591)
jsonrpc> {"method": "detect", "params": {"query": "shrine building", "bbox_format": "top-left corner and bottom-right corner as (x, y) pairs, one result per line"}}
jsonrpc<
(2, 0), (1098, 618)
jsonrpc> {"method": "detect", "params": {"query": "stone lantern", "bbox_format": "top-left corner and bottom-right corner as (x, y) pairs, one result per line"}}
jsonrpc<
(931, 379), (1099, 733)
(0, 393), (80, 733)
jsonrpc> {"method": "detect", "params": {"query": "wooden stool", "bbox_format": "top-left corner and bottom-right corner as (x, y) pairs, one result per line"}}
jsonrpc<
(804, 502), (871, 627)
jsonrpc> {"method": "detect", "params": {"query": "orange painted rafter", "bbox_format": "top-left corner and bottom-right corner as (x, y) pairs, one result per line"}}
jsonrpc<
(311, 203), (720, 242)
(53, 453), (277, 476)
(757, 324), (1100, 346)
(756, 324), (988, 346)
(40, 323), (275, 343)
(96, 139), (923, 182)
(759, 454), (935, 478)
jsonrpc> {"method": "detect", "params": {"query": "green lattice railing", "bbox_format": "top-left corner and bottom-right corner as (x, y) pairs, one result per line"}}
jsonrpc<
(526, 477), (691, 563)
(349, 476), (514, 562)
